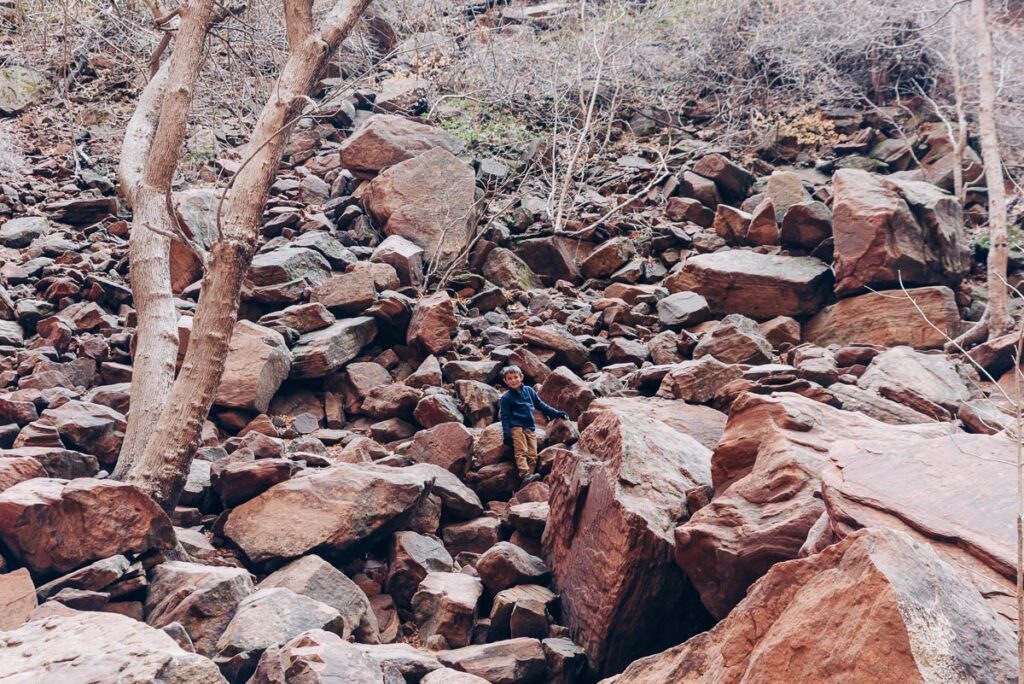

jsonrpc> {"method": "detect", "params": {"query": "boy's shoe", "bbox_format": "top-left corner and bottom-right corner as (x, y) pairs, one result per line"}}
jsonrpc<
(522, 473), (542, 484)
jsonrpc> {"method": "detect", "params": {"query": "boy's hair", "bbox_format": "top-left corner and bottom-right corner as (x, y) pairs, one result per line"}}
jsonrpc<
(501, 365), (523, 378)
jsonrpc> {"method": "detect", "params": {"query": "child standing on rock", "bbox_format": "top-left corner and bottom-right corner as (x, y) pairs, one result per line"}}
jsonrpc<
(499, 365), (568, 484)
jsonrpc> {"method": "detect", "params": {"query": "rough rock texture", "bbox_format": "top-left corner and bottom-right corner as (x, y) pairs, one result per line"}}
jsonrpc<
(831, 169), (969, 295)
(0, 610), (227, 683)
(673, 393), (956, 619)
(363, 147), (477, 269)
(581, 397), (726, 451)
(145, 561), (256, 657)
(214, 321), (292, 413)
(802, 286), (959, 349)
(249, 629), (386, 684)
(0, 477), (176, 578)
(543, 405), (714, 676)
(412, 572), (483, 648)
(438, 638), (548, 684)
(259, 554), (379, 643)
(214, 588), (346, 683)
(666, 251), (832, 319)
(604, 529), (1017, 684)
(223, 464), (431, 565)
(289, 317), (377, 378)
(823, 433), (1018, 620)
(0, 568), (36, 630)
(340, 114), (463, 176)
(857, 345), (980, 415)
(408, 291), (457, 354)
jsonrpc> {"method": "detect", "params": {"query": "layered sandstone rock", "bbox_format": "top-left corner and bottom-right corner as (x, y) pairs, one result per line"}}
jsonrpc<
(605, 529), (1017, 684)
(543, 405), (714, 675)
(673, 393), (956, 619)
(665, 251), (832, 319)
(802, 286), (959, 349)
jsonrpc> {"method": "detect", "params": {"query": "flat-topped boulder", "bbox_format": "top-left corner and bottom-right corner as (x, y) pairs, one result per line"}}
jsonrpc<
(223, 463), (432, 565)
(665, 251), (832, 320)
(802, 286), (959, 349)
(580, 396), (726, 451)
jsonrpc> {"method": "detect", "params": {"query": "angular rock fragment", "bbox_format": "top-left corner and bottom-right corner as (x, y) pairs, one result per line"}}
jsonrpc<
(363, 148), (477, 269)
(544, 406), (713, 675)
(223, 463), (431, 564)
(289, 317), (377, 378)
(214, 321), (292, 413)
(666, 251), (831, 319)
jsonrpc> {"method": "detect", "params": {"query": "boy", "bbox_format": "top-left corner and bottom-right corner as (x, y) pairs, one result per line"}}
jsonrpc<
(499, 365), (568, 484)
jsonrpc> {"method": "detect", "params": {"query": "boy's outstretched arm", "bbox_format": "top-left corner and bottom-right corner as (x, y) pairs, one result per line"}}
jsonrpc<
(529, 386), (568, 419)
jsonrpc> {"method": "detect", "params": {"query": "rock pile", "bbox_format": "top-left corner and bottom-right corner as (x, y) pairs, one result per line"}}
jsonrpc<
(0, 43), (1019, 684)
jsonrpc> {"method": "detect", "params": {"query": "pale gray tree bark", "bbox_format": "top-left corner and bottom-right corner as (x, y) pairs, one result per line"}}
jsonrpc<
(117, 0), (374, 510)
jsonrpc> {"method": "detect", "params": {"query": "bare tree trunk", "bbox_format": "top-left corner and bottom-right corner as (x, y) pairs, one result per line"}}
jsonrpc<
(973, 0), (1013, 339)
(115, 0), (219, 478)
(120, 0), (374, 510)
(950, 12), (967, 204)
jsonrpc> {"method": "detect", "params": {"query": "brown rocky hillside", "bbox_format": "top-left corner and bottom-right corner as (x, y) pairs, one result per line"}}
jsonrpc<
(0, 0), (1023, 683)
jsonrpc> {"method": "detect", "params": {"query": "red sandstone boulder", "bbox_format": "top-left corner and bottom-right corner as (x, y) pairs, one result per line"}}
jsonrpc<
(223, 464), (432, 565)
(363, 148), (477, 269)
(802, 286), (959, 349)
(0, 477), (176, 578)
(831, 169), (969, 296)
(408, 291), (457, 354)
(214, 321), (292, 413)
(340, 114), (463, 176)
(605, 528), (1017, 684)
(438, 638), (548, 684)
(543, 406), (714, 675)
(673, 392), (957, 619)
(665, 251), (831, 320)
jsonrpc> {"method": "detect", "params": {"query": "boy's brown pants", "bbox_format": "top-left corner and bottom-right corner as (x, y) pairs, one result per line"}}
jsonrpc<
(510, 427), (538, 478)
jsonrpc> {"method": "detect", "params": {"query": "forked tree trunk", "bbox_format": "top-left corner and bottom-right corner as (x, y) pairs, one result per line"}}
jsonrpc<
(115, 0), (219, 478)
(972, 0), (1012, 340)
(119, 0), (374, 510)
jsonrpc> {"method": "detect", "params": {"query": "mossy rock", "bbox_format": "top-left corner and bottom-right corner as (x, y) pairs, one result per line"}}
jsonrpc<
(0, 66), (51, 116)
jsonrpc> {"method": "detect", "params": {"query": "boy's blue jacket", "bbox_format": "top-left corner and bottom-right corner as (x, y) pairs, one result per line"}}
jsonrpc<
(500, 385), (566, 440)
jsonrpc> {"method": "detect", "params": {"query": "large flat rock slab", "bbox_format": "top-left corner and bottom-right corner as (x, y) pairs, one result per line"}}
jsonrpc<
(823, 432), (1018, 621)
(604, 528), (1017, 684)
(802, 286), (959, 349)
(665, 251), (832, 320)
